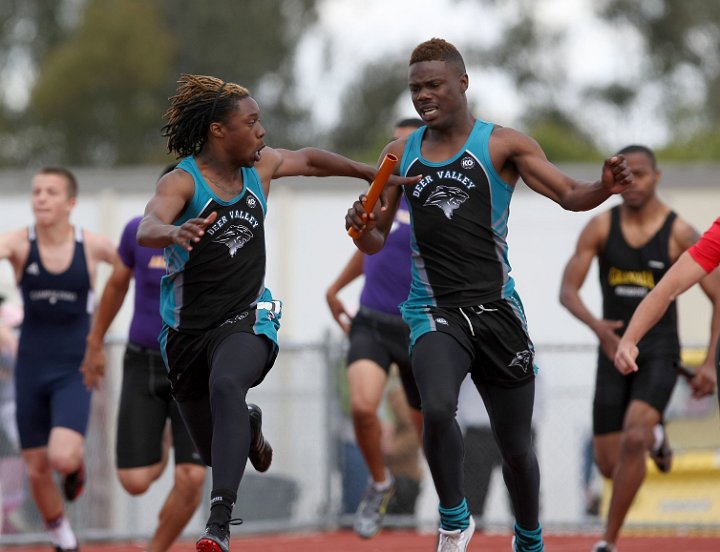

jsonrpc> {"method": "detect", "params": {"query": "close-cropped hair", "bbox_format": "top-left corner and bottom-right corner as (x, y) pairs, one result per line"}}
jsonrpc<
(409, 38), (466, 74)
(396, 118), (424, 129)
(162, 74), (251, 158)
(616, 144), (657, 169)
(37, 166), (78, 198)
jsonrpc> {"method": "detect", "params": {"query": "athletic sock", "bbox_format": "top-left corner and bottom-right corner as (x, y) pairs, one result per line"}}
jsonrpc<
(45, 514), (78, 550)
(652, 423), (664, 452)
(513, 521), (544, 552)
(208, 489), (237, 525)
(439, 498), (470, 532)
(372, 469), (393, 492)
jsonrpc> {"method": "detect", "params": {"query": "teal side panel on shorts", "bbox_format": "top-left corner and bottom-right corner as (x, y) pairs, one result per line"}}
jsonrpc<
(158, 325), (170, 373)
(399, 303), (435, 353)
(253, 287), (282, 349)
(504, 290), (539, 375)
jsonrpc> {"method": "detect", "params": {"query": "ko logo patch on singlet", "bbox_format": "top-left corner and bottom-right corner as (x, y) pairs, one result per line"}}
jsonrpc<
(423, 185), (470, 219)
(213, 224), (254, 258)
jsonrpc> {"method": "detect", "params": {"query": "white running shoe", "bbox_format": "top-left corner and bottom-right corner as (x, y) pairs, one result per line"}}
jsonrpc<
(437, 515), (475, 552)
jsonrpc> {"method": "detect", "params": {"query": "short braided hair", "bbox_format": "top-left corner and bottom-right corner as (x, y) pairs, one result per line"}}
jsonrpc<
(162, 74), (250, 158)
(409, 38), (466, 74)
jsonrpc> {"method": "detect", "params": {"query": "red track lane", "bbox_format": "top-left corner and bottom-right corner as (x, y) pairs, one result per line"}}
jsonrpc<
(7, 529), (720, 552)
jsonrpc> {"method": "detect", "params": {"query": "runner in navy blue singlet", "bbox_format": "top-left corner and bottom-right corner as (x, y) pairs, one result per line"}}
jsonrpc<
(137, 74), (420, 552)
(346, 38), (634, 552)
(560, 145), (720, 552)
(0, 167), (115, 552)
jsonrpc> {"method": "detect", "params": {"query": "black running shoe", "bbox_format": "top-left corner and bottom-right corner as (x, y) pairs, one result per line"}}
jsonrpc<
(54, 547), (79, 552)
(247, 403), (272, 472)
(196, 519), (242, 552)
(62, 463), (85, 502)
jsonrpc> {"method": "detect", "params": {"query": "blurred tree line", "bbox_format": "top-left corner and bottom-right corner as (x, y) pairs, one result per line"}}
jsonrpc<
(0, 0), (318, 166)
(0, 0), (719, 167)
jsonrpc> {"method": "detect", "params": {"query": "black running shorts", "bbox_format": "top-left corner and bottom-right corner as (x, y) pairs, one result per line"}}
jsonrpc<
(116, 343), (203, 468)
(593, 351), (678, 435)
(346, 306), (420, 410)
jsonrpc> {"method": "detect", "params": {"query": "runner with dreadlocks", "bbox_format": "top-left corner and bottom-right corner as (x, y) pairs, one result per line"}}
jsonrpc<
(137, 74), (421, 552)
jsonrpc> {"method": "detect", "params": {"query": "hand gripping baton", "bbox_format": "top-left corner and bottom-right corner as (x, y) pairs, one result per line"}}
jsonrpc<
(348, 153), (399, 239)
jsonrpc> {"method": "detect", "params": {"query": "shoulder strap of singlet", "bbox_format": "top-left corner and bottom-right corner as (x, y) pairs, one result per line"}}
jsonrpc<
(400, 127), (426, 176)
(241, 166), (267, 215)
(660, 210), (677, 236)
(471, 119), (513, 191)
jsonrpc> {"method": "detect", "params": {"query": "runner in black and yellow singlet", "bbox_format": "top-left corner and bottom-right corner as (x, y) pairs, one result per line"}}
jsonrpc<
(596, 205), (680, 434)
(560, 144), (720, 552)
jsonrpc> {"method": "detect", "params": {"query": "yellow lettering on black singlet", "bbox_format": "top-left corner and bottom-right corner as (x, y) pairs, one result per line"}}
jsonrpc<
(608, 267), (655, 289)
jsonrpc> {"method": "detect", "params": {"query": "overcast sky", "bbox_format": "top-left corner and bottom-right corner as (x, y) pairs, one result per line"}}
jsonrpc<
(295, 0), (667, 150)
(3, 0), (670, 151)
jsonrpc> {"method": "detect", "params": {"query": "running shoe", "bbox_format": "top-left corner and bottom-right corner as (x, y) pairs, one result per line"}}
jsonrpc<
(592, 540), (616, 552)
(650, 425), (673, 473)
(54, 547), (79, 552)
(437, 515), (475, 552)
(354, 480), (395, 538)
(62, 463), (85, 502)
(247, 403), (273, 472)
(196, 518), (243, 552)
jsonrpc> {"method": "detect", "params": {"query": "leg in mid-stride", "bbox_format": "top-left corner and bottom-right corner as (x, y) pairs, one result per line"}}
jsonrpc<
(169, 330), (274, 552)
(408, 301), (544, 552)
(591, 353), (677, 551)
(343, 307), (422, 539)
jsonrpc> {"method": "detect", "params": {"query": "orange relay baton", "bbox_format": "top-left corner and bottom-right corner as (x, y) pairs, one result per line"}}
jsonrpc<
(348, 153), (399, 239)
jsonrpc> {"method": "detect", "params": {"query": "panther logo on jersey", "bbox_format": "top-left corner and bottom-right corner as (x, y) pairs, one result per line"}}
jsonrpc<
(508, 349), (533, 373)
(213, 224), (254, 258)
(424, 185), (469, 219)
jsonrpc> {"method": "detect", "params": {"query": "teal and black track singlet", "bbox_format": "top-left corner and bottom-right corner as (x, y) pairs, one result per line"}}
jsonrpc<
(400, 120), (515, 308)
(160, 156), (273, 332)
